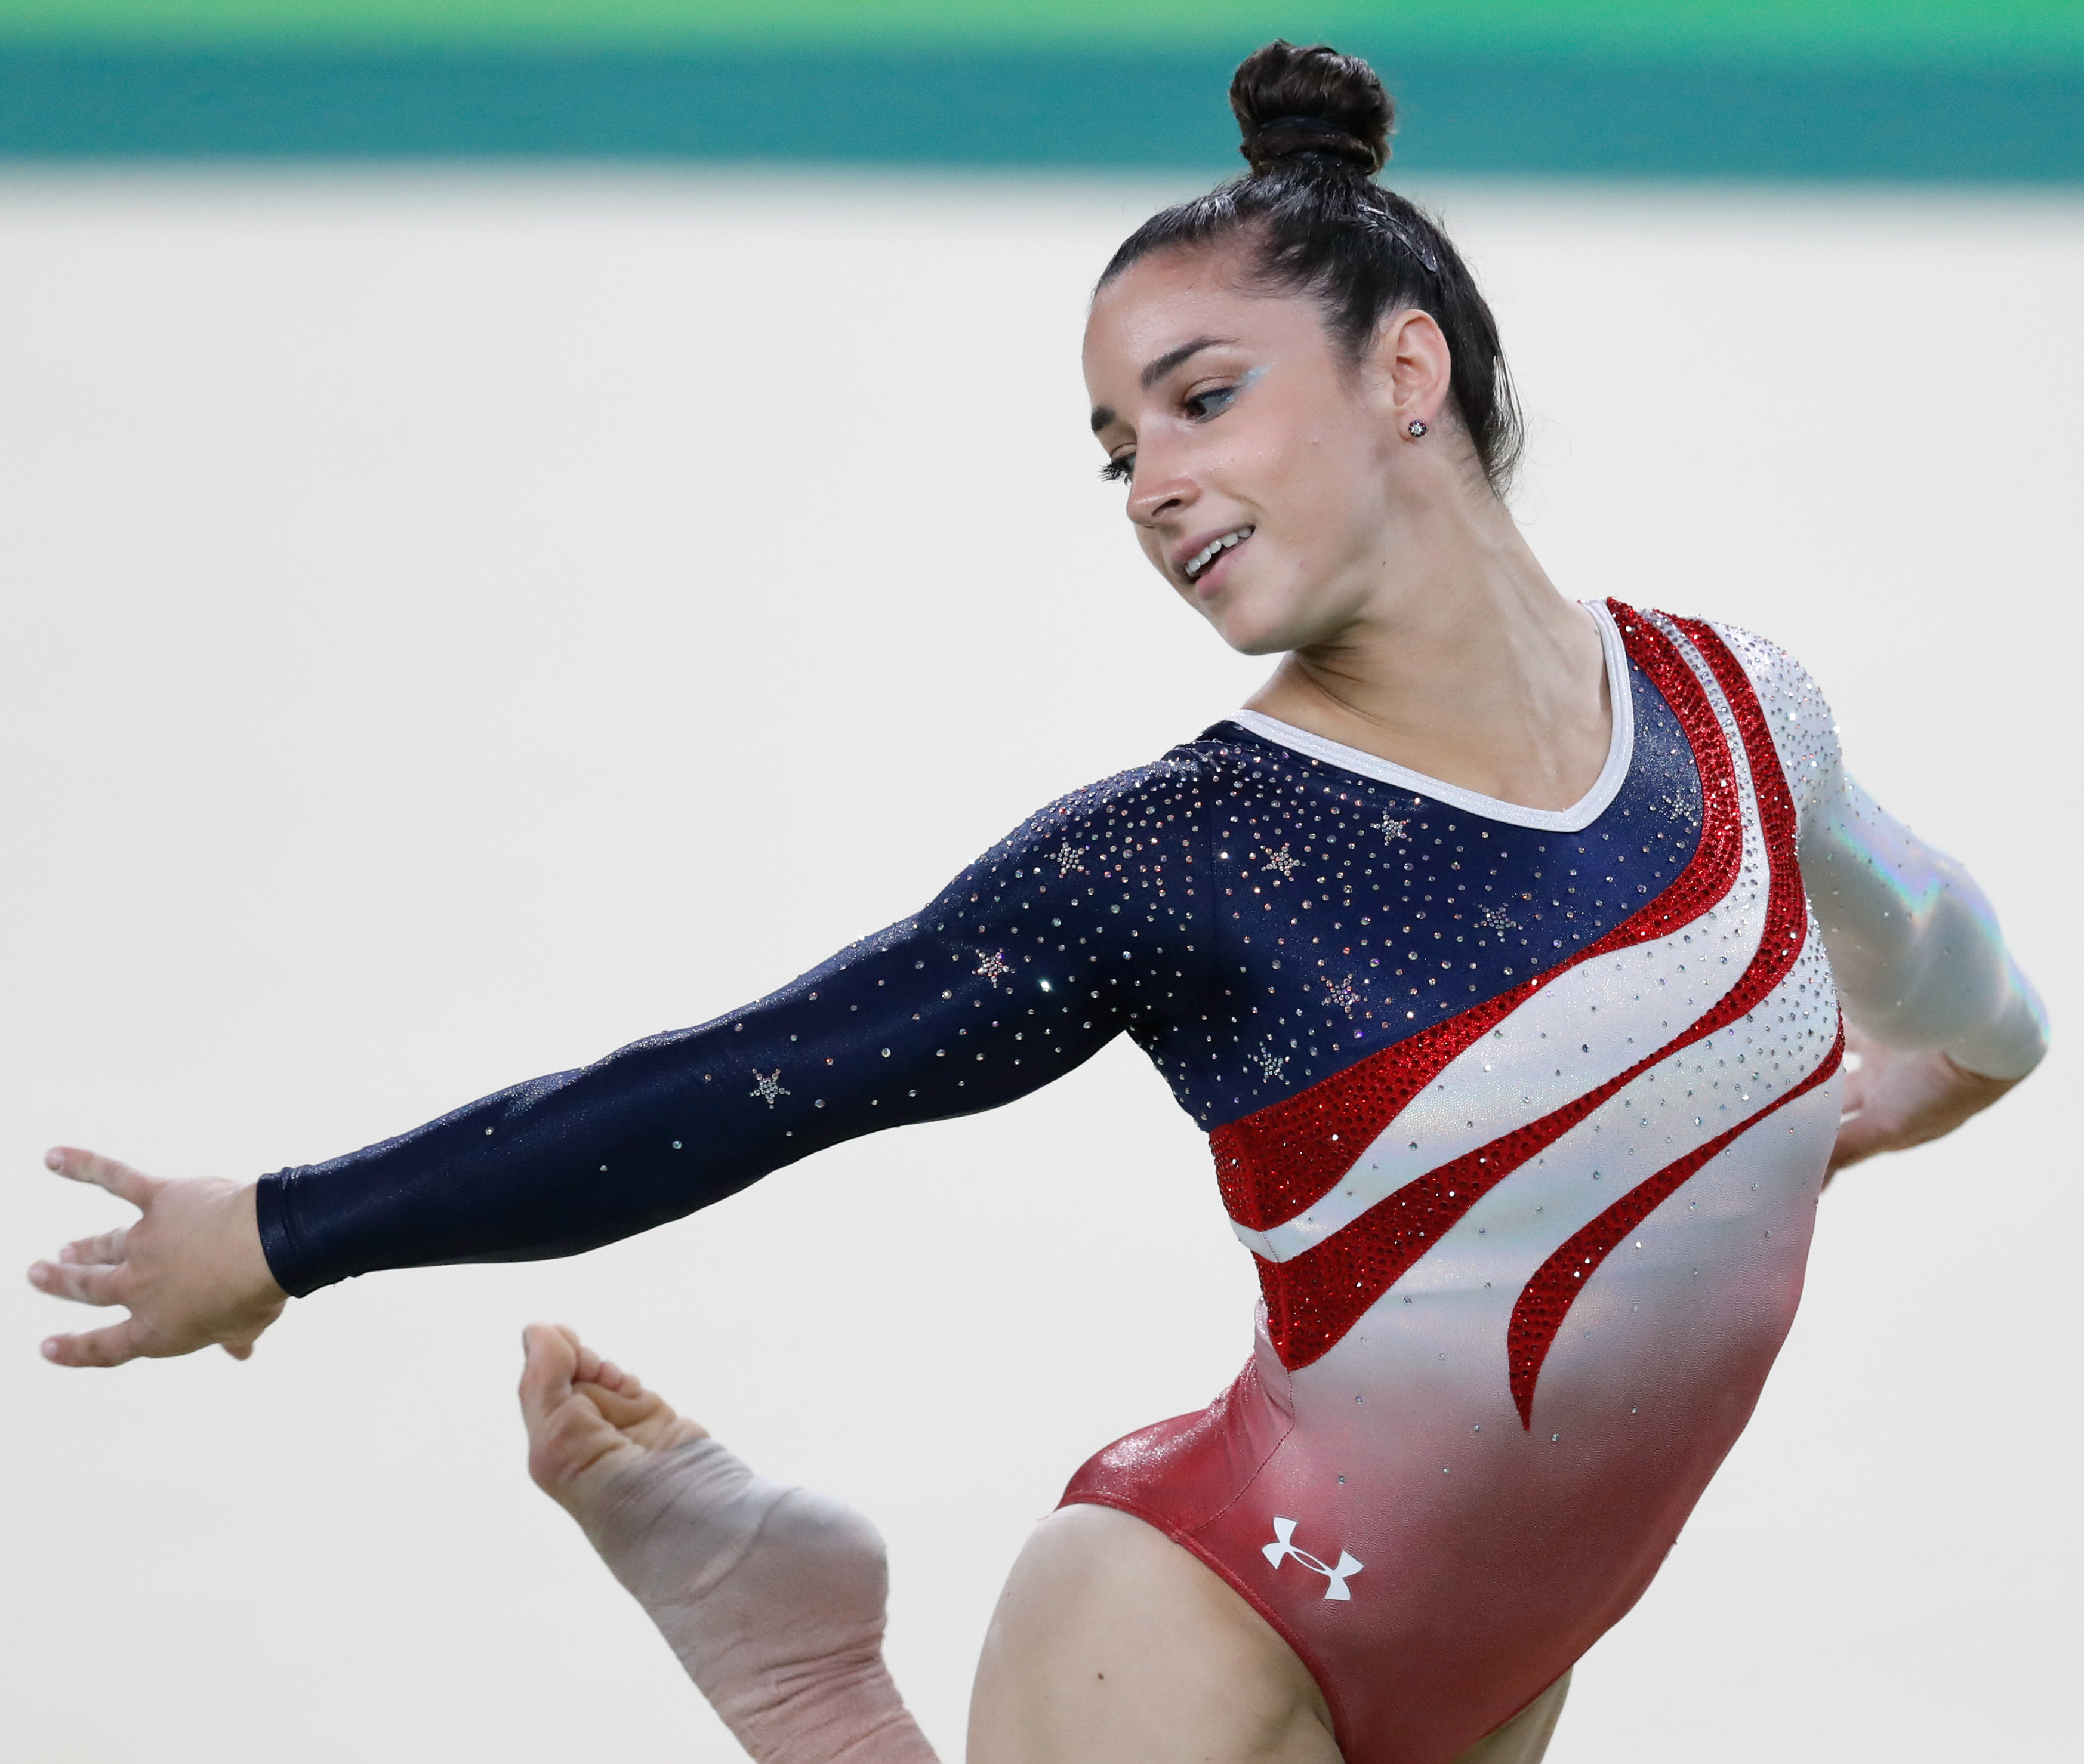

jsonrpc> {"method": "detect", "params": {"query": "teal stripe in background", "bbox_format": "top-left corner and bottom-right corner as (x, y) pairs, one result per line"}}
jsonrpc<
(0, 44), (2078, 178)
(2, 2), (2079, 175)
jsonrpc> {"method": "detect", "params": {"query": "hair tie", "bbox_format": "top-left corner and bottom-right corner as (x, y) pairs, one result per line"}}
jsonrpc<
(1244, 114), (1376, 171)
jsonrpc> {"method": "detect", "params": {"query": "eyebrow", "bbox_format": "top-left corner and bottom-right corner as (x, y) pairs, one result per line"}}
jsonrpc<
(1088, 334), (1237, 434)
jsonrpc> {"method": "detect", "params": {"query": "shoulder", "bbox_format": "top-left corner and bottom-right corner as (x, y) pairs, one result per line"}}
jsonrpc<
(1694, 616), (1836, 749)
(958, 740), (1229, 880)
(919, 740), (1232, 942)
(1644, 607), (1843, 823)
(994, 733), (1269, 846)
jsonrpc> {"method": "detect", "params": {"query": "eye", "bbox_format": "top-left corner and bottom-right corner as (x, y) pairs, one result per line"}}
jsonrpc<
(1185, 383), (1240, 420)
(1099, 452), (1135, 484)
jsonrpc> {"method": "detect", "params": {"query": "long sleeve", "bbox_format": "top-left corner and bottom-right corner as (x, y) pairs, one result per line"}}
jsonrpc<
(1713, 623), (2048, 1080)
(257, 755), (1216, 1296)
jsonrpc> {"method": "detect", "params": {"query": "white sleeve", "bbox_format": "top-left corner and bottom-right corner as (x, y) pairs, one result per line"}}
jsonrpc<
(1710, 622), (2048, 1081)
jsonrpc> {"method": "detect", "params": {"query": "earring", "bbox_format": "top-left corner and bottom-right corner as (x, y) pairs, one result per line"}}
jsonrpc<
(1407, 420), (1428, 439)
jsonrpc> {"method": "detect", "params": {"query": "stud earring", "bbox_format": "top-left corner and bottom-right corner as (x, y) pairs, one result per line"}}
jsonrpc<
(1406, 420), (1428, 439)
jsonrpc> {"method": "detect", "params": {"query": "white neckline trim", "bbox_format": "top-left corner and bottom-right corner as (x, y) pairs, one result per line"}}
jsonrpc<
(1223, 600), (1636, 834)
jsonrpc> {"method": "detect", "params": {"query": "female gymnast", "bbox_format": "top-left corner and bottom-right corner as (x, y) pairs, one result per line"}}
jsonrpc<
(29, 41), (2046, 1764)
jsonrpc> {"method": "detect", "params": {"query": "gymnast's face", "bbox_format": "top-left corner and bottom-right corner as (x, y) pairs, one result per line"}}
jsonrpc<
(1083, 240), (1451, 656)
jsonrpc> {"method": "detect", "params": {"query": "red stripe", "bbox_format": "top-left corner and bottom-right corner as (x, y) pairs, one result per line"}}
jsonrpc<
(1214, 603), (1740, 1235)
(1506, 1019), (1843, 1427)
(1235, 608), (1801, 1370)
(1503, 614), (1826, 1423)
(1247, 608), (1823, 1371)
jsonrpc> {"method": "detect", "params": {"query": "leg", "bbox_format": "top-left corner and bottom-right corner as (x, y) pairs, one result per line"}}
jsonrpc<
(519, 1324), (936, 1764)
(1448, 1671), (1570, 1764)
(968, 1503), (1342, 1764)
(523, 1332), (1554, 1764)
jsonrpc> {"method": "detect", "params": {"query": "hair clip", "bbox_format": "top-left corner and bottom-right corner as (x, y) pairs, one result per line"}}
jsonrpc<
(1365, 209), (1441, 275)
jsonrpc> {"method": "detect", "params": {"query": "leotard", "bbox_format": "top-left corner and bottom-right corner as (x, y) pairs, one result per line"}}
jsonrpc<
(257, 601), (2045, 1764)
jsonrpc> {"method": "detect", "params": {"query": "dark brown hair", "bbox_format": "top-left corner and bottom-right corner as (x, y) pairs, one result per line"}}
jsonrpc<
(1099, 40), (1523, 495)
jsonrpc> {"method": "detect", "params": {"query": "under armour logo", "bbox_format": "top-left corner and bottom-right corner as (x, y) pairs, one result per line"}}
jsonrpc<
(1262, 1516), (1364, 1601)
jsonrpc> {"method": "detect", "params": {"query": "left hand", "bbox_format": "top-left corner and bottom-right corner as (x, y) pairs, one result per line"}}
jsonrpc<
(1829, 1021), (2022, 1177)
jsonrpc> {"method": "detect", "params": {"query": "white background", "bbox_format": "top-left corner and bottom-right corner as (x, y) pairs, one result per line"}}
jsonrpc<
(1, 169), (2076, 1761)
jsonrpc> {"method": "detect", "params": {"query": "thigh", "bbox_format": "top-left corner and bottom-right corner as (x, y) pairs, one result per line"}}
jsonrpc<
(1448, 1671), (1571, 1764)
(967, 1503), (1342, 1764)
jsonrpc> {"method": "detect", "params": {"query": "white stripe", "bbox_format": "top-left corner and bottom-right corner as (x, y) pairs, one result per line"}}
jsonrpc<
(1394, 939), (1842, 1297)
(1233, 627), (1780, 1265)
(1225, 602), (1636, 834)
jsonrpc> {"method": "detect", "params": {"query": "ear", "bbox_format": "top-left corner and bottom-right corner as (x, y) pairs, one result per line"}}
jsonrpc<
(1367, 307), (1453, 432)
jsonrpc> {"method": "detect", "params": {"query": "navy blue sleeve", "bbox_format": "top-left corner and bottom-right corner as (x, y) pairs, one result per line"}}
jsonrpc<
(255, 753), (1214, 1296)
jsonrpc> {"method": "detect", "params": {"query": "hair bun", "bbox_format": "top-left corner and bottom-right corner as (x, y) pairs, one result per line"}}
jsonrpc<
(1231, 40), (1392, 177)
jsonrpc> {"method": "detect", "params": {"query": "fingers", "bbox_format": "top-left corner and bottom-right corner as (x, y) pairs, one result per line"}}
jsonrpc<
(62, 1225), (131, 1267)
(41, 1318), (147, 1368)
(26, 1257), (127, 1307)
(43, 1147), (161, 1210)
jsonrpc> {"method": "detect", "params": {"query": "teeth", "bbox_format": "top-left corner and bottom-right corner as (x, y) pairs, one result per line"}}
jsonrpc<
(1184, 526), (1254, 581)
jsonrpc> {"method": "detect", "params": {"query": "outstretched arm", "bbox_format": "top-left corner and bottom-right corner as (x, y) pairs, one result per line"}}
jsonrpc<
(29, 755), (1213, 1364)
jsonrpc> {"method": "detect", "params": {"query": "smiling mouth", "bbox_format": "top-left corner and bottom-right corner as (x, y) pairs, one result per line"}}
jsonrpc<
(1183, 526), (1254, 582)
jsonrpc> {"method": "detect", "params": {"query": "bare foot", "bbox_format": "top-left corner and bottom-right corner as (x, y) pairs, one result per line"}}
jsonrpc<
(514, 1323), (936, 1764)
(519, 1321), (707, 1515)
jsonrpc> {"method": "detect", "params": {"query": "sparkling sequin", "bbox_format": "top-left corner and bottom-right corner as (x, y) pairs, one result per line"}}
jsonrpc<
(1499, 616), (1835, 1423)
(261, 593), (2037, 1764)
(1223, 610), (1751, 1370)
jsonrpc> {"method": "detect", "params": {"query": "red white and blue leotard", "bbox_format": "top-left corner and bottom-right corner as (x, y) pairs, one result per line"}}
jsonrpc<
(256, 602), (2045, 1764)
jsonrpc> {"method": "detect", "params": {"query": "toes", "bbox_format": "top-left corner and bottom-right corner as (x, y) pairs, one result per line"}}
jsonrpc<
(518, 1325), (709, 1487)
(526, 1381), (648, 1499)
(572, 1374), (709, 1452)
(517, 1322), (580, 1434)
(574, 1380), (655, 1427)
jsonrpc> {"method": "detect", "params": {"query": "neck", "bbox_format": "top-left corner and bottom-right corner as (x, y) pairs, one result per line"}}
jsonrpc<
(1244, 494), (1611, 812)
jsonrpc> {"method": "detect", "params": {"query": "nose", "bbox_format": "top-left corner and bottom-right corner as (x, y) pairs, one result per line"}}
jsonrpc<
(1126, 448), (1196, 529)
